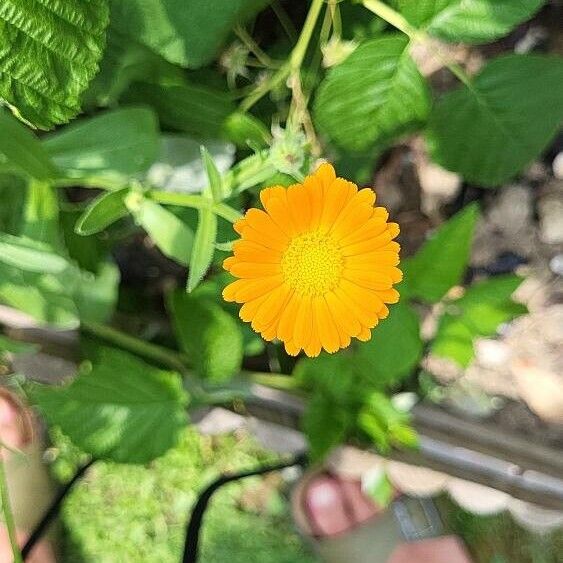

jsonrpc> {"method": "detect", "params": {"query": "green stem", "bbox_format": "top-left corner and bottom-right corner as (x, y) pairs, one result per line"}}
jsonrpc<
(247, 372), (304, 393)
(81, 321), (189, 374)
(0, 453), (22, 563)
(240, 0), (325, 112)
(362, 0), (416, 37)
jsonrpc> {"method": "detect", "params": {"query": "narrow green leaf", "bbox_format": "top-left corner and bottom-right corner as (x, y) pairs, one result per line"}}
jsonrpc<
(427, 55), (563, 186)
(223, 112), (271, 148)
(403, 203), (480, 303)
(0, 234), (69, 274)
(0, 0), (109, 129)
(355, 302), (423, 388)
(75, 261), (120, 324)
(0, 111), (58, 180)
(22, 181), (61, 249)
(75, 189), (130, 235)
(30, 346), (188, 463)
(126, 195), (194, 266)
(44, 108), (159, 178)
(399, 0), (547, 44)
(314, 34), (430, 151)
(168, 290), (243, 382)
(200, 146), (223, 203)
(187, 209), (217, 292)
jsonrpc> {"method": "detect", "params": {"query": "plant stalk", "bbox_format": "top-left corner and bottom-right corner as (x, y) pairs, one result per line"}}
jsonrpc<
(0, 452), (23, 563)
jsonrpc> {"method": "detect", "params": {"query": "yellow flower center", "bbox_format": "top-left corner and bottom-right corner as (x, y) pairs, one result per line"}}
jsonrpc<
(281, 230), (343, 296)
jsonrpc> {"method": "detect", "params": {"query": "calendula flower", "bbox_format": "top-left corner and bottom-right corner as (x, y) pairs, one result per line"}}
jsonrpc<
(222, 163), (401, 357)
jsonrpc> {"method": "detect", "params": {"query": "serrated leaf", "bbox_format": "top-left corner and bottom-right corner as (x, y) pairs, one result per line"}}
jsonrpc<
(427, 55), (563, 186)
(44, 108), (159, 178)
(0, 110), (58, 180)
(75, 189), (130, 236)
(124, 81), (235, 139)
(31, 346), (188, 463)
(168, 290), (243, 382)
(187, 209), (217, 292)
(314, 34), (430, 151)
(432, 274), (527, 367)
(0, 233), (69, 274)
(126, 195), (194, 266)
(0, 0), (109, 129)
(200, 146), (223, 203)
(355, 302), (423, 388)
(399, 0), (546, 44)
(303, 392), (354, 462)
(403, 203), (479, 302)
(110, 0), (268, 69)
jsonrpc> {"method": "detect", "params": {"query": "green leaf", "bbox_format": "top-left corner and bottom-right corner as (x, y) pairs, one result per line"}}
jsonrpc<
(223, 112), (271, 149)
(44, 108), (159, 178)
(110, 0), (267, 69)
(427, 55), (563, 186)
(363, 468), (393, 508)
(0, 265), (79, 328)
(0, 0), (109, 129)
(358, 392), (417, 453)
(187, 209), (217, 292)
(314, 34), (430, 151)
(0, 335), (37, 356)
(403, 203), (479, 302)
(124, 81), (235, 139)
(399, 0), (546, 44)
(303, 392), (354, 462)
(432, 274), (527, 367)
(355, 302), (423, 388)
(75, 261), (120, 324)
(0, 111), (58, 180)
(30, 346), (188, 463)
(126, 194), (194, 266)
(0, 174), (26, 235)
(200, 147), (223, 203)
(75, 189), (130, 236)
(168, 290), (243, 382)
(0, 234), (69, 274)
(22, 181), (61, 249)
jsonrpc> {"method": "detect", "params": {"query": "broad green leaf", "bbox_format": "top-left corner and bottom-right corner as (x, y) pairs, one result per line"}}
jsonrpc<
(75, 261), (120, 324)
(126, 194), (194, 266)
(355, 302), (423, 388)
(403, 203), (479, 302)
(31, 346), (188, 463)
(303, 392), (354, 462)
(0, 111), (58, 180)
(201, 147), (223, 203)
(22, 181), (61, 249)
(187, 209), (217, 292)
(168, 291), (243, 382)
(399, 0), (546, 44)
(125, 81), (235, 139)
(314, 35), (430, 151)
(427, 55), (563, 186)
(0, 174), (26, 234)
(0, 264), (79, 328)
(432, 274), (527, 367)
(0, 234), (69, 274)
(0, 0), (109, 129)
(110, 0), (267, 69)
(75, 189), (130, 236)
(44, 108), (159, 178)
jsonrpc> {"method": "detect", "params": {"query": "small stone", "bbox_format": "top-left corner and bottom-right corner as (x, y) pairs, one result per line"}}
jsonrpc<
(538, 191), (563, 244)
(553, 152), (563, 180)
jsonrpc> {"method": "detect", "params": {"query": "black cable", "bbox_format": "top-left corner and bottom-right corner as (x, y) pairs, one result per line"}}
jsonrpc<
(21, 459), (95, 561)
(182, 453), (307, 563)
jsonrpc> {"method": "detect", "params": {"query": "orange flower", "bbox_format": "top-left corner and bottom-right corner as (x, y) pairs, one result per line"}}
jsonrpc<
(222, 163), (401, 357)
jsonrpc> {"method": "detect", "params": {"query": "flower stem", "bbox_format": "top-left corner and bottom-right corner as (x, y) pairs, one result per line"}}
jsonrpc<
(0, 451), (23, 563)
